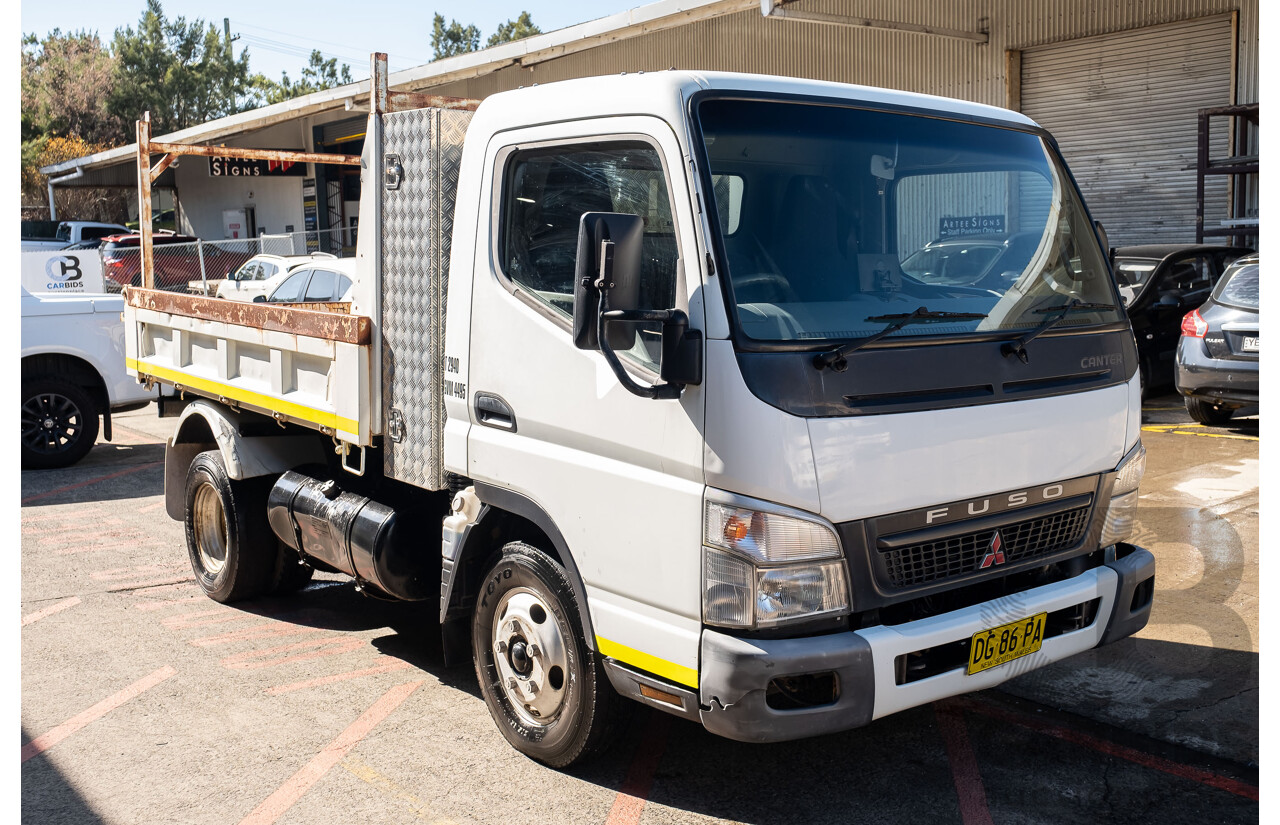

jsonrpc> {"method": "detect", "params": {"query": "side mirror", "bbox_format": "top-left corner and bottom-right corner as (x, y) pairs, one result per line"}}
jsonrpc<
(571, 212), (699, 400)
(572, 212), (644, 352)
(252, 295), (267, 303)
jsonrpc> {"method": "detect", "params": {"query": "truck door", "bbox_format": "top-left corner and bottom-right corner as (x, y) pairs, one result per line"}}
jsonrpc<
(466, 118), (706, 689)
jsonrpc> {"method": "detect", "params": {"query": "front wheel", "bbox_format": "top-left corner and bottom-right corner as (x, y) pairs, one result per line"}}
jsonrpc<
(472, 542), (625, 767)
(184, 450), (277, 602)
(1185, 397), (1234, 426)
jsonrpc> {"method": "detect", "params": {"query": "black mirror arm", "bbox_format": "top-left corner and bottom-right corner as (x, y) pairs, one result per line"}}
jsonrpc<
(596, 288), (684, 400)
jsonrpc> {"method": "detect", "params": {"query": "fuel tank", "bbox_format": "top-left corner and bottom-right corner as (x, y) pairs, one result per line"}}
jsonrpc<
(266, 470), (435, 601)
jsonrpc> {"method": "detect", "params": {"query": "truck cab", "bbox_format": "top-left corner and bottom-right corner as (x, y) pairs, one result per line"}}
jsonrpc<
(428, 71), (1151, 748)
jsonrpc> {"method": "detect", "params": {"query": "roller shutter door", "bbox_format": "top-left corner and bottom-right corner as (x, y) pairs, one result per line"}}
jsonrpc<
(1021, 16), (1232, 247)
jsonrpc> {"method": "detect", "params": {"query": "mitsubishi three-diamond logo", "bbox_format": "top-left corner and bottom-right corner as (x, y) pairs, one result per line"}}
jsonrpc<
(979, 531), (1006, 569)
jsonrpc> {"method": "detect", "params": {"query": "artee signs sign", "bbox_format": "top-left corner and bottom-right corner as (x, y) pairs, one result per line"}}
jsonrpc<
(209, 157), (307, 177)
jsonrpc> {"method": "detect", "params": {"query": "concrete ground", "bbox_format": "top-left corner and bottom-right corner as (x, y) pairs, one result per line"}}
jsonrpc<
(20, 392), (1258, 824)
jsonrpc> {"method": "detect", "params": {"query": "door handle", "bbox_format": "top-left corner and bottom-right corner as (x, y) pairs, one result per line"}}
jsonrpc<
(474, 393), (516, 432)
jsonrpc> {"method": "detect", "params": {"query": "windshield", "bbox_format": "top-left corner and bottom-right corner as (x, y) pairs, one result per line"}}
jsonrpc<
(696, 98), (1124, 345)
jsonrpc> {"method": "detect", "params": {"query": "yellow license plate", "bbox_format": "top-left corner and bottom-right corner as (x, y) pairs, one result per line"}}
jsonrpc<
(966, 613), (1047, 675)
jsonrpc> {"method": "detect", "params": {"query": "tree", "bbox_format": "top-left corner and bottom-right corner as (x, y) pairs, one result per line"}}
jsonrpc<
(251, 50), (354, 105)
(21, 29), (124, 146)
(487, 12), (541, 47)
(431, 13), (480, 60)
(107, 0), (254, 134)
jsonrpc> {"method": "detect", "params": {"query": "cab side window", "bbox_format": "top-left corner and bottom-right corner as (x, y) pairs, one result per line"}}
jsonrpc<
(499, 141), (679, 368)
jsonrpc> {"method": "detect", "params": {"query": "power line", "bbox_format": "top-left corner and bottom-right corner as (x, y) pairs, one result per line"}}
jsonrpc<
(231, 21), (427, 69)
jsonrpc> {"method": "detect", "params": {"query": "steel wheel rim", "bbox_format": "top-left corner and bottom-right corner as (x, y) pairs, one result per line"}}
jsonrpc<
(491, 587), (570, 727)
(20, 392), (84, 455)
(192, 482), (228, 577)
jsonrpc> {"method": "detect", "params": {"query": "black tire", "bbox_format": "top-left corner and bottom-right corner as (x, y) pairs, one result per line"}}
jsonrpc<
(271, 542), (315, 594)
(183, 450), (277, 602)
(21, 376), (100, 470)
(472, 542), (626, 767)
(1185, 397), (1234, 426)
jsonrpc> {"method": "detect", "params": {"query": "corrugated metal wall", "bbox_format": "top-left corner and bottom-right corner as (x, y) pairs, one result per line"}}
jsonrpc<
(423, 1), (1256, 108)
(1020, 15), (1233, 246)
(411, 0), (1256, 245)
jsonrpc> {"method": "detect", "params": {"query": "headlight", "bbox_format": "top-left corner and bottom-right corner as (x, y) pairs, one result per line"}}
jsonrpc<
(704, 502), (840, 562)
(1100, 441), (1146, 546)
(702, 496), (850, 629)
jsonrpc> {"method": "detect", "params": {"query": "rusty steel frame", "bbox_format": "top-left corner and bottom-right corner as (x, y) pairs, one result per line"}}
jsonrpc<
(127, 288), (370, 345)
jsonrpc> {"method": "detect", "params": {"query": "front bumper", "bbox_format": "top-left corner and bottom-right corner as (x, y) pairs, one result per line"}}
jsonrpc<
(698, 544), (1154, 743)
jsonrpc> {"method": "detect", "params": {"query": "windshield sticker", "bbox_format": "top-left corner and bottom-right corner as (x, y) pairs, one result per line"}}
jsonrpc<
(939, 215), (1006, 238)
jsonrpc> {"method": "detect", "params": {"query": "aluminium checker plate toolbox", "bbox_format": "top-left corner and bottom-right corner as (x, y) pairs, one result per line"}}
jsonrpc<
(379, 106), (474, 491)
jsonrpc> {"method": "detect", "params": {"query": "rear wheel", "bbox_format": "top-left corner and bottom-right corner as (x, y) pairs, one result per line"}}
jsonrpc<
(1185, 397), (1234, 426)
(472, 542), (626, 767)
(21, 376), (100, 469)
(184, 450), (276, 602)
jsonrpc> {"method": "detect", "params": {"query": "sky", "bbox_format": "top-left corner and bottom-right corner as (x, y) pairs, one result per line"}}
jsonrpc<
(21, 0), (647, 81)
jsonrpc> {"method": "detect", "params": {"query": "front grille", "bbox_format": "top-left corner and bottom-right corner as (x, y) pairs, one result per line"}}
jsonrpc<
(880, 507), (1090, 588)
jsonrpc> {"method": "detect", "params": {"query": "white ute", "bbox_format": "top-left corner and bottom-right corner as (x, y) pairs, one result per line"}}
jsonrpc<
(22, 287), (154, 467)
(124, 58), (1155, 767)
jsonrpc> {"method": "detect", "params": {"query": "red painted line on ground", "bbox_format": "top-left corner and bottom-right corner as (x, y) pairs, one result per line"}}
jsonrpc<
(192, 623), (321, 648)
(109, 423), (162, 445)
(221, 637), (366, 670)
(134, 596), (205, 611)
(27, 518), (125, 537)
(162, 609), (244, 630)
(56, 540), (155, 556)
(238, 681), (422, 825)
(21, 597), (82, 627)
(21, 461), (162, 505)
(20, 666), (176, 762)
(935, 703), (995, 825)
(956, 698), (1258, 801)
(265, 661), (416, 695)
(137, 501), (166, 514)
(91, 565), (173, 582)
(605, 711), (672, 825)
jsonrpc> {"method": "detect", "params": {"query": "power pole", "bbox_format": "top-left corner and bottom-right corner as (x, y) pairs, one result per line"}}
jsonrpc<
(223, 19), (240, 112)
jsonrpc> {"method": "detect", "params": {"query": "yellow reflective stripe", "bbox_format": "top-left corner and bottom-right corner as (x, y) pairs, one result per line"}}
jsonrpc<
(595, 635), (698, 688)
(127, 358), (360, 435)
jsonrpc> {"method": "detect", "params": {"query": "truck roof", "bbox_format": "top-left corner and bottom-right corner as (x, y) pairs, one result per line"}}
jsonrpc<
(478, 70), (1039, 132)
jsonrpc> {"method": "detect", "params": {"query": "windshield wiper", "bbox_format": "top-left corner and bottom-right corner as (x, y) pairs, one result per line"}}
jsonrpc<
(1001, 300), (1116, 364)
(814, 306), (988, 372)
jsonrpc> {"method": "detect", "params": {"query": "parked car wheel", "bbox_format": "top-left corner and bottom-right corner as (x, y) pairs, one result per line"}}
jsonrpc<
(184, 450), (277, 602)
(472, 542), (627, 767)
(20, 376), (100, 469)
(1185, 397), (1234, 426)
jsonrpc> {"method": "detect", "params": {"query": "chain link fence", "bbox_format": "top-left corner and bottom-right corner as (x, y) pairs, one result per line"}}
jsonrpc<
(23, 227), (355, 295)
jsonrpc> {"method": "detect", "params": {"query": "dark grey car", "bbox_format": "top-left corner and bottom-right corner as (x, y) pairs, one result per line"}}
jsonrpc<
(1175, 254), (1258, 424)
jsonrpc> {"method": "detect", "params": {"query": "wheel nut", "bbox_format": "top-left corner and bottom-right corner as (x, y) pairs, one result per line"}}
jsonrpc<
(528, 644), (541, 658)
(507, 677), (519, 692)
(495, 640), (507, 654)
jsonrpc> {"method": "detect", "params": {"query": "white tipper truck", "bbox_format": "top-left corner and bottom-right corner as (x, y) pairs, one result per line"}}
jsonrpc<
(124, 58), (1154, 767)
